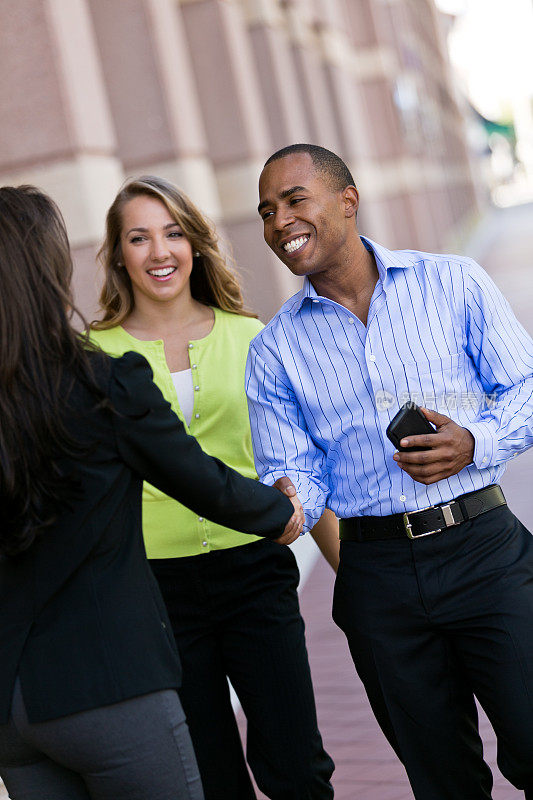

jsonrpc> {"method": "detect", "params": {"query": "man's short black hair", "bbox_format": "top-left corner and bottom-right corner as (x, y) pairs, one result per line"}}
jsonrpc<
(263, 144), (356, 192)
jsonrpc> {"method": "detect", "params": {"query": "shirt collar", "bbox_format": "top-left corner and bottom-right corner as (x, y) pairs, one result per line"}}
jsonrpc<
(291, 236), (415, 314)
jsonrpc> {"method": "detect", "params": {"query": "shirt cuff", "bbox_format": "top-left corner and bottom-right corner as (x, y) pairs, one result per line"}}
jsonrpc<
(463, 420), (498, 469)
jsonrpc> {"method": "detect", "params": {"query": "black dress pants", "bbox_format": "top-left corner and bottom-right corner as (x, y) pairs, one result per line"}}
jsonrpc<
(333, 505), (533, 800)
(151, 539), (334, 800)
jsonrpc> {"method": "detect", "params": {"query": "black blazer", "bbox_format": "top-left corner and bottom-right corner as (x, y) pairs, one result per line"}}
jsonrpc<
(0, 352), (293, 723)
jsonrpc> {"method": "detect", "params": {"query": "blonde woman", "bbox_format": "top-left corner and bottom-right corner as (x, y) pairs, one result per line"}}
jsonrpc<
(90, 176), (337, 800)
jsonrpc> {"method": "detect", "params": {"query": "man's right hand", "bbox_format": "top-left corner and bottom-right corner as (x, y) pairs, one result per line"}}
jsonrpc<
(273, 476), (304, 544)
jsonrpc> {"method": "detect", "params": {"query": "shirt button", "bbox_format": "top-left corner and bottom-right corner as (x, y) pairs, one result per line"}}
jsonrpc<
(482, 457), (488, 463)
(369, 354), (376, 362)
(161, 621), (167, 629)
(194, 385), (200, 391)
(192, 364), (197, 369)
(348, 317), (354, 324)
(312, 299), (319, 303)
(195, 413), (200, 419)
(198, 517), (204, 522)
(188, 343), (194, 349)
(202, 540), (208, 547)
(400, 494), (406, 502)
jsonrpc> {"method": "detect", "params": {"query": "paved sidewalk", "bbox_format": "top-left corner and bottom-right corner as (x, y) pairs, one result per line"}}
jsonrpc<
(238, 201), (533, 800)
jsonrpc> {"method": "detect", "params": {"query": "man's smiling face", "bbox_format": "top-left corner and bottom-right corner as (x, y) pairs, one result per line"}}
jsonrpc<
(258, 152), (356, 279)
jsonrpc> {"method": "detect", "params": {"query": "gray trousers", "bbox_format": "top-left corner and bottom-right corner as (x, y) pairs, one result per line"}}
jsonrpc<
(0, 680), (204, 800)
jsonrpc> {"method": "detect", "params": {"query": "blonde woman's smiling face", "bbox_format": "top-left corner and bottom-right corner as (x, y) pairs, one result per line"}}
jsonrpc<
(120, 194), (194, 305)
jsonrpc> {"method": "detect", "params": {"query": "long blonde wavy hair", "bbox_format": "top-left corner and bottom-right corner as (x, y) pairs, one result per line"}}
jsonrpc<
(91, 175), (256, 330)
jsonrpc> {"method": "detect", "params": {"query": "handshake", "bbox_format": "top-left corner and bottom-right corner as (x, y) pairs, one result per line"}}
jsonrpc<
(273, 476), (305, 545)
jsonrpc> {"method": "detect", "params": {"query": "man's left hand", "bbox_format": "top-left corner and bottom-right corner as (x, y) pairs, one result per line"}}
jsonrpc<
(393, 407), (475, 485)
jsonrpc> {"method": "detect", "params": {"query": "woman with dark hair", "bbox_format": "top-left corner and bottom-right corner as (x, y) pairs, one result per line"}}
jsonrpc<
(0, 184), (302, 800)
(90, 176), (337, 800)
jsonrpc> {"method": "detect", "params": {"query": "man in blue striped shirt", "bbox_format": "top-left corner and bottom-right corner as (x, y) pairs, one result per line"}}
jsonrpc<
(246, 144), (533, 800)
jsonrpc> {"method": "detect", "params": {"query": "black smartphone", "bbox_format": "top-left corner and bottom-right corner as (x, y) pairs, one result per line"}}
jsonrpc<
(386, 402), (436, 451)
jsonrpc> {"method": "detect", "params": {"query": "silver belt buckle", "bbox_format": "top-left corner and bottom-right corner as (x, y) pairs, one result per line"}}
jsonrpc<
(403, 503), (455, 539)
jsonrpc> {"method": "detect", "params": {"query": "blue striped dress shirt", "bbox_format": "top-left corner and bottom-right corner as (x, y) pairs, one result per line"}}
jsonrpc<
(245, 237), (533, 531)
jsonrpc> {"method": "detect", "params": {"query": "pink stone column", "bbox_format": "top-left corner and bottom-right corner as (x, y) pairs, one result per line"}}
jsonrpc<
(320, 0), (415, 247)
(281, 0), (342, 154)
(180, 0), (301, 320)
(308, 0), (396, 243)
(88, 0), (221, 221)
(244, 0), (310, 151)
(0, 0), (124, 318)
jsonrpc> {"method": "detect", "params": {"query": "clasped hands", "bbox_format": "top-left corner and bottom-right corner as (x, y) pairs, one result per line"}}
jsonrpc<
(273, 477), (304, 545)
(393, 407), (475, 484)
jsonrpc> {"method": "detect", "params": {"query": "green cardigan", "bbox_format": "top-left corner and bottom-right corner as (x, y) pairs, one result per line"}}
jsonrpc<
(90, 308), (264, 558)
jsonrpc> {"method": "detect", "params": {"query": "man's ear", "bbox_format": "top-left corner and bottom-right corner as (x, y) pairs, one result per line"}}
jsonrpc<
(343, 185), (359, 219)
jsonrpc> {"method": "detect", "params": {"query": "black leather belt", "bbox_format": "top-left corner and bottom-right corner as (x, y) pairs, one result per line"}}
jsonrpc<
(339, 485), (506, 542)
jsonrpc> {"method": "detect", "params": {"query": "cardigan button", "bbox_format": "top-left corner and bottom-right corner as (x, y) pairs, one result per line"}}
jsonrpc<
(195, 413), (200, 419)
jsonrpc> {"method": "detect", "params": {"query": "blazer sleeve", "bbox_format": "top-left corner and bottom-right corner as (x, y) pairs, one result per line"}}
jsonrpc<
(110, 351), (293, 539)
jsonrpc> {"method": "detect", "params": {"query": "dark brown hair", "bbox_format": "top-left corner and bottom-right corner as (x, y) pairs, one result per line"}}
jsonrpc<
(0, 185), (102, 556)
(92, 175), (255, 330)
(264, 144), (356, 192)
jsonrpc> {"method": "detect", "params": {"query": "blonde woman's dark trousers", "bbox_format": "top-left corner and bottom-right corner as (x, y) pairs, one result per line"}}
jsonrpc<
(151, 538), (334, 800)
